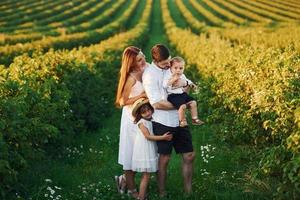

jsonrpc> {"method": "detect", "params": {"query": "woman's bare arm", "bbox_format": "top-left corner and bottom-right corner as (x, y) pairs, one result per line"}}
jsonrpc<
(121, 76), (147, 106)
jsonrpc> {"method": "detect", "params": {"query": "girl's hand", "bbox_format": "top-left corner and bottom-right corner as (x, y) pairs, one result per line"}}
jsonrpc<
(162, 132), (172, 141)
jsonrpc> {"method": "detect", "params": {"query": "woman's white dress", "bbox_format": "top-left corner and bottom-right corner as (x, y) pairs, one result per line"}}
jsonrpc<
(132, 119), (158, 172)
(118, 77), (144, 170)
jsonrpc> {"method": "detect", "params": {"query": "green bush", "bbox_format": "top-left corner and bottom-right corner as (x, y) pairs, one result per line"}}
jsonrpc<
(0, 50), (121, 198)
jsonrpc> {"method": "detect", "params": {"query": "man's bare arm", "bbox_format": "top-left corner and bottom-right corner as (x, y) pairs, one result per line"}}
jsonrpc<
(152, 100), (175, 110)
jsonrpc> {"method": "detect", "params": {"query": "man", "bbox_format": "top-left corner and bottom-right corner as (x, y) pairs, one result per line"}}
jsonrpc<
(142, 44), (195, 197)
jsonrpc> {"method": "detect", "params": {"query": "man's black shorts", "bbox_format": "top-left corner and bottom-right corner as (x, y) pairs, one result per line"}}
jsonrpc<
(152, 121), (193, 154)
(167, 92), (195, 110)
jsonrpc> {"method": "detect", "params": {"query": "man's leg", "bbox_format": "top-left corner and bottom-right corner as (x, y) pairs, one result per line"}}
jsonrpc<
(158, 154), (171, 197)
(182, 151), (195, 193)
(153, 122), (174, 197)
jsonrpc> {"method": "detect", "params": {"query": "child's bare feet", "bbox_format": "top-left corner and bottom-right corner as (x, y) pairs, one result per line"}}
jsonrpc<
(192, 118), (204, 125)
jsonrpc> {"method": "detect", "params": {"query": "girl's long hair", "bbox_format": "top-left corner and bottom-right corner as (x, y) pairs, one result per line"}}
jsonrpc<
(115, 46), (140, 107)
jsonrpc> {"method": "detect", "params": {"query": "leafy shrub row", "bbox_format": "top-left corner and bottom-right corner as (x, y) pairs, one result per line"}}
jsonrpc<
(0, 0), (139, 66)
(0, 0), (152, 198)
(0, 0), (106, 45)
(161, 0), (300, 197)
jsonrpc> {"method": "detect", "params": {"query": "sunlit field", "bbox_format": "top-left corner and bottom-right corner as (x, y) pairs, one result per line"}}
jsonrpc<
(0, 0), (299, 199)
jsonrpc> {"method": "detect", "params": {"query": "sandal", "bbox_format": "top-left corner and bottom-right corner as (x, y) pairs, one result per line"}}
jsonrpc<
(114, 174), (126, 194)
(179, 120), (188, 127)
(192, 118), (205, 126)
(127, 188), (139, 199)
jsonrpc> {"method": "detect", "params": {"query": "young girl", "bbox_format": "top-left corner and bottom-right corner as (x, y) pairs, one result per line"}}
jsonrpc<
(131, 98), (172, 200)
(163, 56), (204, 127)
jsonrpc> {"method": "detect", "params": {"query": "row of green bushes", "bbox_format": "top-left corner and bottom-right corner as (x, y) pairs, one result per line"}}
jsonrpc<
(0, 0), (152, 197)
(0, 0), (107, 45)
(0, 0), (52, 19)
(0, 0), (73, 29)
(0, 0), (139, 66)
(161, 0), (300, 198)
(0, 49), (116, 199)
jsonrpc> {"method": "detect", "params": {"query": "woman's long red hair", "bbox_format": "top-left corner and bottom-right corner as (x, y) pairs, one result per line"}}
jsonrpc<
(115, 46), (140, 107)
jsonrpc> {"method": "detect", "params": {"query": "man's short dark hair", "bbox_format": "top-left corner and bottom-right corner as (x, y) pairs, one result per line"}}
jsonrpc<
(151, 44), (170, 62)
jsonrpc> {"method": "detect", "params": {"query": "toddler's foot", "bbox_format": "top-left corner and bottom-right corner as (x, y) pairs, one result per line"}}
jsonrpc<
(179, 119), (188, 127)
(192, 118), (205, 126)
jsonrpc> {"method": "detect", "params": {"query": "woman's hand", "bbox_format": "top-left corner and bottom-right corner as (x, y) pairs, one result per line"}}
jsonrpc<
(161, 132), (172, 141)
(139, 91), (147, 98)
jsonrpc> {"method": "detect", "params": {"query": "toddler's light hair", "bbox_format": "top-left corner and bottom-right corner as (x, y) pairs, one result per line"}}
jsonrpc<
(170, 56), (185, 66)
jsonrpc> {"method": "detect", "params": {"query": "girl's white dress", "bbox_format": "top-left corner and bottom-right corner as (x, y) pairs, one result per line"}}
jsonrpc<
(118, 77), (144, 170)
(132, 119), (158, 172)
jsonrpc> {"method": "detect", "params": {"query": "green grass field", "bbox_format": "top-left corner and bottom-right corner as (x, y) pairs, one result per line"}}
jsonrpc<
(1, 0), (299, 199)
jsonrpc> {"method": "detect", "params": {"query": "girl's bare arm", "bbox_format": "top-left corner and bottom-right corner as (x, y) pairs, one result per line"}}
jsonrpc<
(138, 123), (172, 141)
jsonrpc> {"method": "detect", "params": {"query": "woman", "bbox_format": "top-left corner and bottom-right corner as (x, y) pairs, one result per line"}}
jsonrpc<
(115, 46), (147, 198)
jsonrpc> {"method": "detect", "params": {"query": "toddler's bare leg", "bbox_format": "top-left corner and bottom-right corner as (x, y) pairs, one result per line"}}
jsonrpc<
(178, 104), (187, 122)
(188, 101), (204, 125)
(188, 100), (198, 119)
(179, 104), (188, 127)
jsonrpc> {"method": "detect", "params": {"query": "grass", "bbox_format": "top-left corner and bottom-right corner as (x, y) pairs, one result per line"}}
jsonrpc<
(16, 0), (275, 199)
(167, 0), (189, 29)
(126, 0), (146, 29)
(21, 108), (270, 199)
(142, 0), (169, 58)
(196, 0), (231, 22)
(183, 0), (215, 26)
(21, 111), (124, 200)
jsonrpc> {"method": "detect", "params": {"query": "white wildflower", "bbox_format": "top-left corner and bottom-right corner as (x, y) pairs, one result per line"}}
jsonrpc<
(45, 179), (52, 183)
